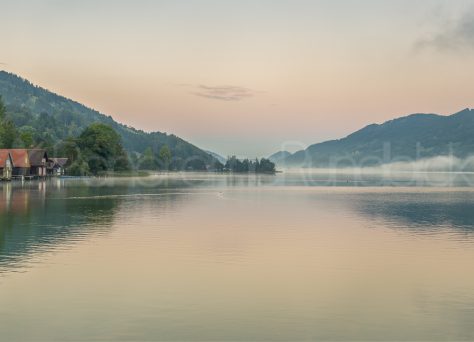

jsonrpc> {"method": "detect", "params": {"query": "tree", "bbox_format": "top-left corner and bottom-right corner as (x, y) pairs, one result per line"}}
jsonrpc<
(58, 137), (80, 162)
(257, 158), (276, 173)
(224, 156), (275, 173)
(138, 147), (158, 170)
(114, 147), (131, 172)
(19, 126), (35, 148)
(0, 120), (17, 148)
(224, 156), (235, 171)
(158, 145), (172, 170)
(37, 131), (55, 152)
(77, 123), (130, 175)
(55, 137), (81, 175)
(67, 156), (90, 176)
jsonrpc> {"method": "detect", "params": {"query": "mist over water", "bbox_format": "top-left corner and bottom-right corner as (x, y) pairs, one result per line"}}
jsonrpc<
(371, 155), (474, 172)
(278, 155), (474, 187)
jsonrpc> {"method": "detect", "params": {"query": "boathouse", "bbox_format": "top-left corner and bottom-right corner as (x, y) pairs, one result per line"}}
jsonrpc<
(48, 158), (68, 176)
(8, 149), (31, 176)
(0, 149), (68, 179)
(27, 149), (48, 177)
(0, 150), (13, 180)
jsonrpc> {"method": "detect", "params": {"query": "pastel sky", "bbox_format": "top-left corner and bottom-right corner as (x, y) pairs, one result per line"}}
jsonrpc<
(2, 0), (474, 157)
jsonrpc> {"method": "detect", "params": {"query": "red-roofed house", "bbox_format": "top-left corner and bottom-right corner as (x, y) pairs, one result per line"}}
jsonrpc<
(0, 150), (13, 180)
(7, 149), (31, 176)
(1, 149), (67, 179)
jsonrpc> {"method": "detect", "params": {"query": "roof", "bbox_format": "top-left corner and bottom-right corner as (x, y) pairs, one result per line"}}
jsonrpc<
(5, 149), (30, 168)
(0, 150), (13, 168)
(27, 149), (48, 166)
(50, 158), (68, 167)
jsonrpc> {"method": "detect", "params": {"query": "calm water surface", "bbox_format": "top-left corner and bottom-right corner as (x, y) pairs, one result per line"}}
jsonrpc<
(0, 172), (474, 341)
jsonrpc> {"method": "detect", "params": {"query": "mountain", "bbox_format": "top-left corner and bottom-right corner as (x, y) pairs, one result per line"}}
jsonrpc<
(268, 151), (291, 164)
(281, 108), (474, 167)
(206, 150), (226, 164)
(0, 71), (218, 166)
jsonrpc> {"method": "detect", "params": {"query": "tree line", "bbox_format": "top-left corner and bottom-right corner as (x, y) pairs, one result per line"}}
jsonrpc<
(224, 156), (275, 173)
(1, 95), (275, 176)
(0, 96), (177, 176)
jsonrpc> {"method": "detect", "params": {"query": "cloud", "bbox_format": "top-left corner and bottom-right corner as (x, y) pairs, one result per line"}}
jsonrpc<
(188, 84), (256, 101)
(416, 10), (474, 51)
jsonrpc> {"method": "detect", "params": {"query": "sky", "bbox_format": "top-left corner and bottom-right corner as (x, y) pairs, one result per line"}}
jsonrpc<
(1, 0), (474, 157)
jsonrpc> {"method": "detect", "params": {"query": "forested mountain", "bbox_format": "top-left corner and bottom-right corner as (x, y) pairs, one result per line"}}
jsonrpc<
(268, 151), (291, 164)
(279, 108), (474, 167)
(0, 71), (217, 167)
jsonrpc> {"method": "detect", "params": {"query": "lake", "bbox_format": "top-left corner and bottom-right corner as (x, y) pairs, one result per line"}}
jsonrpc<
(1, 171), (474, 341)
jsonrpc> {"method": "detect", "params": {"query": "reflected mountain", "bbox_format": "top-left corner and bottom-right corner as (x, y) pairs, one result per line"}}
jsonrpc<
(350, 191), (474, 234)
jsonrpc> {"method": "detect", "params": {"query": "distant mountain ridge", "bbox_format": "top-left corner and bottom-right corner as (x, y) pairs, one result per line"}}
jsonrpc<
(277, 108), (474, 167)
(0, 71), (218, 165)
(206, 150), (226, 164)
(268, 151), (291, 163)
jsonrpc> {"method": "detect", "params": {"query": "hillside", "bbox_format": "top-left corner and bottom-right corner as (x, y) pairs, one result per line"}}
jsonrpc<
(0, 71), (217, 166)
(268, 151), (291, 164)
(206, 150), (226, 164)
(281, 108), (474, 167)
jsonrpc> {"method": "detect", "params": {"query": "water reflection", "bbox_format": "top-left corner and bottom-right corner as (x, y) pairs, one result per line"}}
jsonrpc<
(3, 176), (474, 276)
(1, 175), (474, 340)
(348, 191), (474, 236)
(0, 177), (214, 274)
(0, 181), (121, 273)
